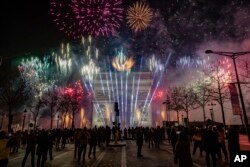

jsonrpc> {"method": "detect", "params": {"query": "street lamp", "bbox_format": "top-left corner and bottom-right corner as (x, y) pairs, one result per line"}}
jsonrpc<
(206, 49), (250, 141)
(22, 109), (27, 132)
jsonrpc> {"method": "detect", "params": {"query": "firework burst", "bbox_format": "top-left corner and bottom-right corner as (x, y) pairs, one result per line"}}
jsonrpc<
(81, 59), (100, 82)
(176, 56), (211, 69)
(127, 2), (153, 32)
(50, 0), (82, 39)
(18, 56), (53, 97)
(18, 57), (50, 82)
(81, 36), (99, 60)
(112, 49), (135, 71)
(72, 0), (124, 37)
(148, 55), (164, 72)
(217, 58), (232, 84)
(53, 43), (72, 76)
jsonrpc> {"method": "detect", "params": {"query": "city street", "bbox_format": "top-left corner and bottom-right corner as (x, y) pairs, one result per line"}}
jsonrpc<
(8, 139), (230, 167)
(2, 1), (250, 167)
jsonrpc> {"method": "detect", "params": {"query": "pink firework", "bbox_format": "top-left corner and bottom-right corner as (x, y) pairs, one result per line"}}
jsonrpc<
(72, 0), (124, 37)
(64, 80), (84, 102)
(50, 0), (83, 39)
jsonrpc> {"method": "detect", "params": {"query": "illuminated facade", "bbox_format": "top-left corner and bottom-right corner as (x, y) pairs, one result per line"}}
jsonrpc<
(92, 72), (153, 127)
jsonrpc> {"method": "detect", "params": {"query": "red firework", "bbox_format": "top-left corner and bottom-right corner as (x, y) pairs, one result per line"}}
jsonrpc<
(64, 80), (84, 102)
(50, 0), (83, 39)
(72, 0), (124, 37)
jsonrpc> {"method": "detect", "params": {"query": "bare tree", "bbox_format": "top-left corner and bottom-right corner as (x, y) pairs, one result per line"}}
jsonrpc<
(27, 97), (45, 130)
(0, 78), (25, 132)
(178, 87), (197, 126)
(192, 75), (212, 124)
(42, 87), (59, 129)
(168, 87), (184, 125)
(59, 81), (84, 129)
(57, 92), (71, 128)
(209, 60), (232, 126)
(69, 83), (83, 129)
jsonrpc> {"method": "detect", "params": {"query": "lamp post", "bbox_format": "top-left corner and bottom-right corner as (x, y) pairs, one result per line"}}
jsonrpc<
(22, 109), (27, 132)
(206, 50), (250, 141)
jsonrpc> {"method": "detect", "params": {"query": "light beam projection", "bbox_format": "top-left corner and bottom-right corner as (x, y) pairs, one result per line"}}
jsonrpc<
(133, 59), (142, 125)
(76, 37), (106, 125)
(140, 53), (171, 124)
(17, 36), (174, 128)
(91, 50), (172, 127)
(80, 60), (104, 124)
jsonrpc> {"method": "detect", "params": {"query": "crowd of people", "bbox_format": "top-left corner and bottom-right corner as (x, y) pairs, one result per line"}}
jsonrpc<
(169, 125), (240, 167)
(0, 124), (241, 167)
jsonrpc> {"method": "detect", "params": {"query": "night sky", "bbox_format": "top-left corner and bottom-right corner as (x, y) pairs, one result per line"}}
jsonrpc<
(1, 0), (250, 125)
(0, 0), (65, 58)
(1, 0), (250, 59)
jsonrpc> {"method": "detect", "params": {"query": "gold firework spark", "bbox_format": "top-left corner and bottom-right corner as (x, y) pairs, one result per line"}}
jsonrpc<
(127, 2), (153, 32)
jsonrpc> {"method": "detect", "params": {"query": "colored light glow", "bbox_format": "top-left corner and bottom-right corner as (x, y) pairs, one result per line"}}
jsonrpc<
(136, 107), (141, 122)
(64, 87), (74, 96)
(153, 90), (164, 100)
(161, 110), (166, 120)
(112, 50), (135, 71)
(80, 108), (85, 128)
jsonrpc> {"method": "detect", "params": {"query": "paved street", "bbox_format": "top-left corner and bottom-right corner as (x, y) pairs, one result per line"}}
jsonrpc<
(8, 140), (231, 167)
